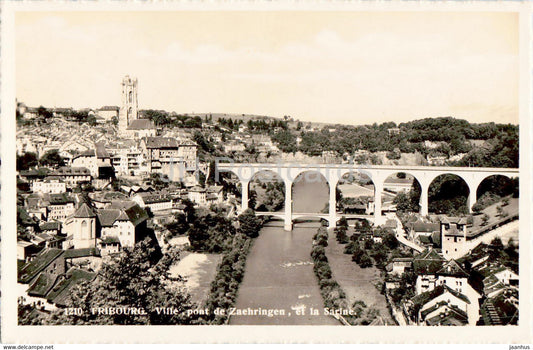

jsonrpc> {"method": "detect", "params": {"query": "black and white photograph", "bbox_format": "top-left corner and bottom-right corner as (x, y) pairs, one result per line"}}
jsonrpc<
(1, 1), (531, 345)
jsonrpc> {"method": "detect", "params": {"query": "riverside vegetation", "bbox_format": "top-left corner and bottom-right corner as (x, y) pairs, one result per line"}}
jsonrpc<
(310, 224), (380, 325)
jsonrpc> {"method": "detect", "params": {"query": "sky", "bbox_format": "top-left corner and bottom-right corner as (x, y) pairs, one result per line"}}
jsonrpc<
(16, 11), (519, 125)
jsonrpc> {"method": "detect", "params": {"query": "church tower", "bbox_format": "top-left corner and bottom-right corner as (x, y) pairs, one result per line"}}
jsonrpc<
(118, 75), (139, 134)
(71, 203), (97, 249)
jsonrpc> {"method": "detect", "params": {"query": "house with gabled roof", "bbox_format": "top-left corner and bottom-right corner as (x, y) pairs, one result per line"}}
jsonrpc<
(436, 259), (469, 294)
(126, 119), (157, 139)
(46, 267), (96, 307)
(18, 248), (65, 299)
(413, 249), (446, 295)
(410, 285), (471, 326)
(480, 265), (519, 298)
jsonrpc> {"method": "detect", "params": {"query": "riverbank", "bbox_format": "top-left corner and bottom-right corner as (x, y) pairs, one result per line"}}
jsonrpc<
(325, 229), (395, 325)
(168, 251), (222, 305)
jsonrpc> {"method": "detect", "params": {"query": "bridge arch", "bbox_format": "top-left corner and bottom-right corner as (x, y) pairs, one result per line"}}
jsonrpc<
(382, 172), (422, 213)
(247, 169), (285, 212)
(291, 170), (331, 214)
(336, 170), (376, 216)
(428, 173), (470, 215)
(292, 215), (329, 227)
(474, 174), (518, 210)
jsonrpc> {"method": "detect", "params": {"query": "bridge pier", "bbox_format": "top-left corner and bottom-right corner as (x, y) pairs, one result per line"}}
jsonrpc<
(284, 180), (292, 231)
(241, 180), (249, 212)
(420, 183), (429, 216)
(328, 181), (337, 229)
(373, 182), (383, 224)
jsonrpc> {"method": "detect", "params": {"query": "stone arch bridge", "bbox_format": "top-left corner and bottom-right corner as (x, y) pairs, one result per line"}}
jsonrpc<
(216, 162), (518, 231)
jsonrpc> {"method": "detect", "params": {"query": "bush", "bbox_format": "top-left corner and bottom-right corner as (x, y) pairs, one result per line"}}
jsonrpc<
(359, 254), (373, 268)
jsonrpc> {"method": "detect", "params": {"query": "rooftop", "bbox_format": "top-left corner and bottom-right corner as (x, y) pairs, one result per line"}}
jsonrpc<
(128, 119), (156, 130)
(18, 248), (64, 284)
(73, 203), (97, 218)
(143, 137), (179, 149)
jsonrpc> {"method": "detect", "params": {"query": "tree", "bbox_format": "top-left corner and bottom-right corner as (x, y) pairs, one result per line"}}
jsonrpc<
(39, 149), (65, 168)
(39, 238), (196, 325)
(359, 254), (373, 268)
(72, 110), (89, 123)
(338, 216), (349, 229)
(238, 209), (263, 238)
(165, 214), (189, 238)
(489, 237), (504, 260)
(148, 173), (169, 191)
(382, 232), (399, 249)
(37, 106), (53, 121)
(335, 227), (349, 244)
(472, 202), (483, 215)
(481, 214), (489, 226)
(17, 152), (38, 170)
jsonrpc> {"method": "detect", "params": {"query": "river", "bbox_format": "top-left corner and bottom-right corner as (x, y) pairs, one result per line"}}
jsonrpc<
(229, 177), (340, 325)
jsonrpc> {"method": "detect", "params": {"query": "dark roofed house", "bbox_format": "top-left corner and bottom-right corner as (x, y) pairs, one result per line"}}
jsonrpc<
(436, 259), (469, 278)
(127, 119), (156, 130)
(413, 249), (446, 295)
(18, 248), (65, 285)
(39, 221), (61, 235)
(46, 268), (96, 307)
(142, 137), (180, 149)
(410, 285), (471, 325)
(413, 249), (445, 275)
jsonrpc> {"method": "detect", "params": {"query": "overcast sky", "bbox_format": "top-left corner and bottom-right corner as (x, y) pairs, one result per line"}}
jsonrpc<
(16, 11), (518, 125)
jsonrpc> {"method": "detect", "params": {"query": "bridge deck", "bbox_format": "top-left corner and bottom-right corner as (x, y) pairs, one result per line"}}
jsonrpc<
(218, 163), (519, 174)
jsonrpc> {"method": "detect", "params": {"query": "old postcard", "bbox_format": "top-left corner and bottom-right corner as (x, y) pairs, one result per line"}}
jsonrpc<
(1, 0), (532, 344)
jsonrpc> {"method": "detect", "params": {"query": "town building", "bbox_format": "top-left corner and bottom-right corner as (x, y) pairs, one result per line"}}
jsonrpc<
(49, 167), (92, 188)
(410, 285), (471, 326)
(125, 119), (157, 139)
(97, 106), (120, 121)
(62, 201), (149, 253)
(383, 176), (415, 193)
(71, 144), (114, 180)
(440, 216), (469, 260)
(44, 193), (76, 222)
(32, 178), (67, 194)
(140, 136), (197, 182)
(132, 191), (176, 212)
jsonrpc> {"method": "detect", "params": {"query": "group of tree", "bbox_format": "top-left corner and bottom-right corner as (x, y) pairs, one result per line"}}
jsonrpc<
(263, 117), (518, 168)
(202, 232), (254, 324)
(187, 211), (237, 253)
(334, 217), (349, 244)
(140, 109), (203, 129)
(217, 117), (243, 131)
(310, 225), (381, 325)
(393, 180), (421, 213)
(20, 238), (198, 325)
(17, 150), (65, 171)
(245, 118), (288, 133)
(251, 180), (285, 212)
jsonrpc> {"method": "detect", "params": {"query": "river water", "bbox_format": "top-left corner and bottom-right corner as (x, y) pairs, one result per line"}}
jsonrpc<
(229, 177), (340, 325)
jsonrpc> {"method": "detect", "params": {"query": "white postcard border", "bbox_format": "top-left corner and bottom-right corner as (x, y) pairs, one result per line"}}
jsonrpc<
(1, 0), (532, 344)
